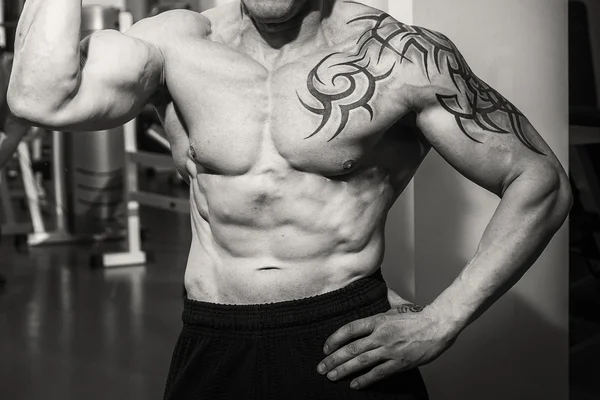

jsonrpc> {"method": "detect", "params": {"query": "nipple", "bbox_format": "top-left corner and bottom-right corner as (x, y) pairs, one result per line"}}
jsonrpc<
(343, 160), (356, 171)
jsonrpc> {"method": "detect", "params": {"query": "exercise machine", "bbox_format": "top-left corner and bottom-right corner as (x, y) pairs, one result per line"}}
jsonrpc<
(97, 122), (190, 268)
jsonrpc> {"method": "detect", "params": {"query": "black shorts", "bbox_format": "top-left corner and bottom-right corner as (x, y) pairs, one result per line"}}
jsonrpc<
(164, 269), (429, 400)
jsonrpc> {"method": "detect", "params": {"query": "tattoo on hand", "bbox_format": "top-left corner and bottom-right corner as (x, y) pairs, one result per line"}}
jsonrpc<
(298, 2), (544, 155)
(396, 304), (425, 313)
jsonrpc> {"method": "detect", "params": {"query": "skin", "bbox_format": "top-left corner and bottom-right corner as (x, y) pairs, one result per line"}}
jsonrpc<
(9, 0), (572, 391)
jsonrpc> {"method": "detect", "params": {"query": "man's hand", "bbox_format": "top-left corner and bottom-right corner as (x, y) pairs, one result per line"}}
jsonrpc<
(317, 302), (458, 390)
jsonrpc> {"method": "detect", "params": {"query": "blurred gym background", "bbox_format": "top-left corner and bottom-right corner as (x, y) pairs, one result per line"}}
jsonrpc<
(0, 0), (596, 399)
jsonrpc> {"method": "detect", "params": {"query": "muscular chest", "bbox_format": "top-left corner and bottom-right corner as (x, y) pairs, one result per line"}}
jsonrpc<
(164, 38), (409, 176)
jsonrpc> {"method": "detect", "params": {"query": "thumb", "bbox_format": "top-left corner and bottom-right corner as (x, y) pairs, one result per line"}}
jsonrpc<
(386, 288), (409, 307)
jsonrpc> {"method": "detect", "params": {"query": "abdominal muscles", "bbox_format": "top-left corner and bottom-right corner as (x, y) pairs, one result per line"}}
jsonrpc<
(184, 165), (395, 304)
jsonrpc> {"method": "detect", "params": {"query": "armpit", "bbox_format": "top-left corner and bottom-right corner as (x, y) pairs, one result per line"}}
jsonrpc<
(149, 82), (172, 107)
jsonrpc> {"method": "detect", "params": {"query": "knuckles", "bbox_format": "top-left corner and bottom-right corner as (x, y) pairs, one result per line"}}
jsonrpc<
(345, 322), (356, 335)
(374, 367), (387, 378)
(346, 342), (360, 355)
(326, 355), (337, 367)
(357, 353), (370, 365)
(375, 325), (396, 341)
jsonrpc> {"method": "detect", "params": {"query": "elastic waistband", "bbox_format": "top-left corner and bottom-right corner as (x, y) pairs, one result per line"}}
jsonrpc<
(182, 269), (388, 332)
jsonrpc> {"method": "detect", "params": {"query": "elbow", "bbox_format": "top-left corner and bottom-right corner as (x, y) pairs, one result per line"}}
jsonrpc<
(7, 95), (48, 127)
(556, 171), (573, 221)
(516, 161), (573, 229)
(7, 83), (70, 128)
(7, 86), (32, 122)
(546, 166), (573, 227)
(7, 67), (79, 127)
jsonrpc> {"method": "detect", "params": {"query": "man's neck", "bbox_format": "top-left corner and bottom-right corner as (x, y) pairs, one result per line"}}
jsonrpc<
(240, 0), (331, 50)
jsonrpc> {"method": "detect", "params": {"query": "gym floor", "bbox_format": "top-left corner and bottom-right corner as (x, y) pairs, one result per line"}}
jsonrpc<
(0, 173), (190, 400)
(0, 172), (599, 400)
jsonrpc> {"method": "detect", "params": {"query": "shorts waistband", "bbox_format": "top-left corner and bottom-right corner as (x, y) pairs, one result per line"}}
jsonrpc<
(182, 269), (388, 332)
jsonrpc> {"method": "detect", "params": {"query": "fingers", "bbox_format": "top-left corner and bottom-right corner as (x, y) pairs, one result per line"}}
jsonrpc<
(323, 315), (379, 355)
(318, 337), (379, 375)
(351, 360), (402, 390)
(321, 347), (385, 382)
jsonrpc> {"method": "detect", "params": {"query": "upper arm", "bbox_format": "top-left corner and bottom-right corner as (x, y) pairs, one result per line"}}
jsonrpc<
(399, 26), (565, 195)
(48, 18), (166, 131)
(30, 10), (209, 132)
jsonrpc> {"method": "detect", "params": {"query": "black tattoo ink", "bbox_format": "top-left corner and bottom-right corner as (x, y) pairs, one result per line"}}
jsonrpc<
(298, 3), (544, 155)
(348, 13), (409, 64)
(397, 27), (545, 155)
(396, 304), (425, 313)
(298, 53), (395, 141)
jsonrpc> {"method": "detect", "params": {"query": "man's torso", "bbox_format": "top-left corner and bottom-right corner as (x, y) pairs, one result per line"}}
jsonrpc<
(153, 1), (430, 303)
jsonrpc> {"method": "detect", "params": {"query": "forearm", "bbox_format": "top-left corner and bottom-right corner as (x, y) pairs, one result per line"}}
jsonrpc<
(9, 0), (82, 112)
(0, 115), (30, 168)
(431, 167), (572, 334)
(0, 133), (24, 169)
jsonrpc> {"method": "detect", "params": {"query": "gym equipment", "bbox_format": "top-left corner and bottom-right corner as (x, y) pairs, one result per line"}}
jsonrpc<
(1, 0), (25, 51)
(0, 130), (52, 248)
(149, 1), (192, 17)
(65, 6), (126, 238)
(0, 4), (188, 266)
(97, 122), (190, 268)
(27, 131), (79, 246)
(20, 6), (134, 247)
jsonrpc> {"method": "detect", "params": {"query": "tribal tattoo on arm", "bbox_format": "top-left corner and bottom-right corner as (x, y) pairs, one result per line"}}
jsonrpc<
(298, 2), (544, 155)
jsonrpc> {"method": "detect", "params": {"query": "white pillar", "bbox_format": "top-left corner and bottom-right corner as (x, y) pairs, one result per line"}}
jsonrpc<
(412, 1), (569, 399)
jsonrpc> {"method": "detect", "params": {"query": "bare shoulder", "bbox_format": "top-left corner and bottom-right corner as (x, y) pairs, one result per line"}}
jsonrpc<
(200, 1), (240, 24)
(334, 0), (392, 18)
(125, 9), (212, 46)
(328, 0), (411, 42)
(331, 2), (460, 90)
(201, 1), (243, 43)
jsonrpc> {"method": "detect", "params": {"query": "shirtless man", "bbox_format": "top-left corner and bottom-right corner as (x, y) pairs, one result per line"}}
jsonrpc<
(8, 0), (572, 398)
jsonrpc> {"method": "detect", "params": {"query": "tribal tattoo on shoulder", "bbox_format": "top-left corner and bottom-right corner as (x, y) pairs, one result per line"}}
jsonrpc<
(297, 2), (544, 155)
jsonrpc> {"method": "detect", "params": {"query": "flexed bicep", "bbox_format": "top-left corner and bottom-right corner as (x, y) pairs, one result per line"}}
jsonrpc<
(8, 6), (166, 132)
(59, 28), (165, 131)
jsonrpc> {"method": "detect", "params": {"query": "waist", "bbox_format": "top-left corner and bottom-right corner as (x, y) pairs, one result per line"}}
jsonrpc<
(182, 268), (389, 333)
(184, 235), (387, 303)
